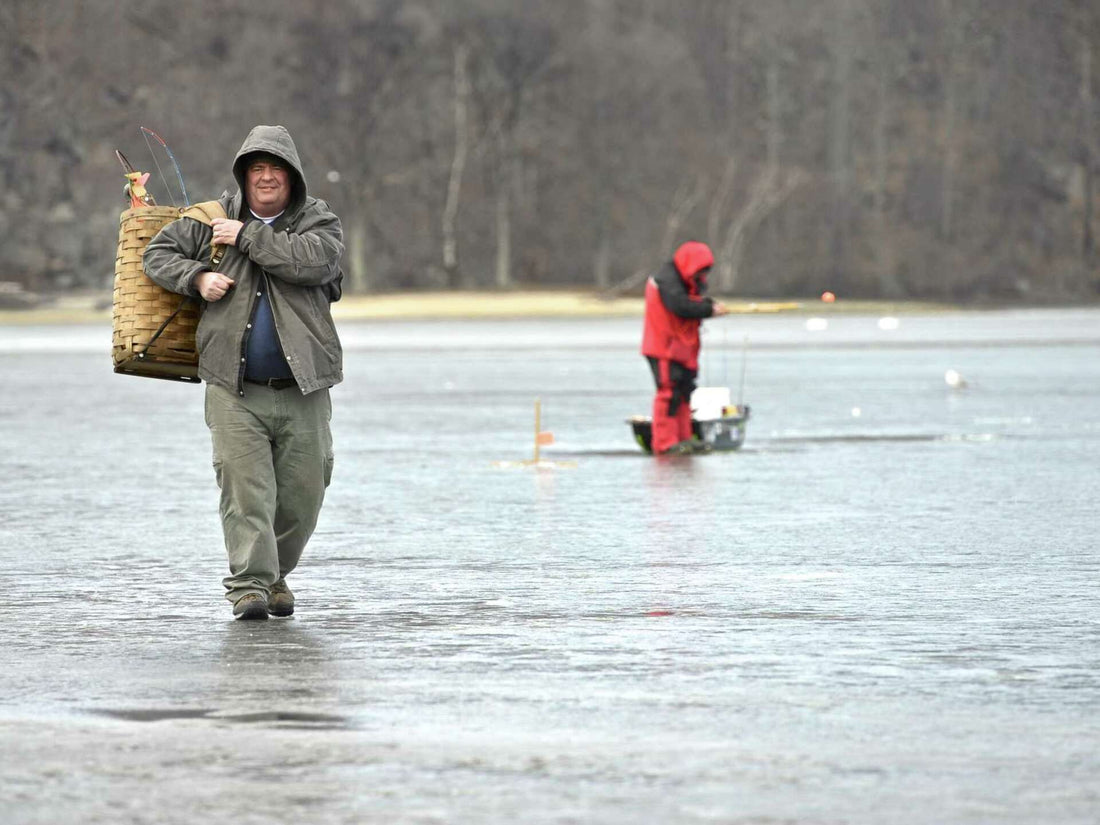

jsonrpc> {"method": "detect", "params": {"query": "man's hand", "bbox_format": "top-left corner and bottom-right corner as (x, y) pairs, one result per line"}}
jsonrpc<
(711, 301), (730, 317)
(211, 217), (244, 247)
(195, 271), (236, 302)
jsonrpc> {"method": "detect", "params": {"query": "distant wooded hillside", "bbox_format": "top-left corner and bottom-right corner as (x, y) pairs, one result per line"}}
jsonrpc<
(2, 0), (1098, 301)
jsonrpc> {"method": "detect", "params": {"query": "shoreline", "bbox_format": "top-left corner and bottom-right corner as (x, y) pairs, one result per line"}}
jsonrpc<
(0, 290), (960, 326)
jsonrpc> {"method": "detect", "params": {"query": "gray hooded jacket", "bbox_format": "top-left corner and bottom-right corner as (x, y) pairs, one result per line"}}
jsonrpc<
(144, 125), (344, 395)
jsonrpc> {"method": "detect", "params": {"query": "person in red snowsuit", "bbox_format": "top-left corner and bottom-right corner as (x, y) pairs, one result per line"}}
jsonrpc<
(640, 241), (728, 454)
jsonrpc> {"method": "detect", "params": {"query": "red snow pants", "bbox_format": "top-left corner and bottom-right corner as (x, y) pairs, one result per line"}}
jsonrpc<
(647, 357), (695, 454)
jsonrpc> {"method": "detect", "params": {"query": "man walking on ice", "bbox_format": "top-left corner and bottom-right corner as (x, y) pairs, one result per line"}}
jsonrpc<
(144, 125), (344, 620)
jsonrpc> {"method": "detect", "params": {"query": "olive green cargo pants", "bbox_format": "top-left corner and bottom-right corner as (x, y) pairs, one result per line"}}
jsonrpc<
(204, 383), (334, 604)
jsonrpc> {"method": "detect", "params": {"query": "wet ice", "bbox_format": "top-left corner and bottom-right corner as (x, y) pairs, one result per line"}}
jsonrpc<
(1, 309), (1099, 824)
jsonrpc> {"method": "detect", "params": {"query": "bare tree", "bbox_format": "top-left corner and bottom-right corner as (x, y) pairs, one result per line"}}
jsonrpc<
(441, 42), (470, 287)
(827, 0), (856, 289)
(707, 159), (738, 247)
(939, 0), (962, 243)
(870, 3), (906, 298)
(466, 12), (560, 288)
(1081, 23), (1096, 262)
(1, 0), (1097, 301)
(714, 166), (806, 293)
(660, 176), (708, 260)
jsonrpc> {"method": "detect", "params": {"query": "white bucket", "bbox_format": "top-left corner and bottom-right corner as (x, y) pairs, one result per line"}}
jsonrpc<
(690, 386), (731, 420)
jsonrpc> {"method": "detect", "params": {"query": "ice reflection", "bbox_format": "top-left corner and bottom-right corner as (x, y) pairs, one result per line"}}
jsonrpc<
(1, 311), (1099, 823)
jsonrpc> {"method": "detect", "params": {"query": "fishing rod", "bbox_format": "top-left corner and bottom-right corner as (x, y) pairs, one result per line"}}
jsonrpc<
(140, 126), (190, 207)
(736, 334), (749, 410)
(716, 321), (749, 411)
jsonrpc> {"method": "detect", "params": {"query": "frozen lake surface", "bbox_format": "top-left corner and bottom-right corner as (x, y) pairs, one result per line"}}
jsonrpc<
(1, 308), (1098, 824)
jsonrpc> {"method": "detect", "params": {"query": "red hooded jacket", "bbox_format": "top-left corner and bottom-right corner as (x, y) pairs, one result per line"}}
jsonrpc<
(641, 242), (715, 371)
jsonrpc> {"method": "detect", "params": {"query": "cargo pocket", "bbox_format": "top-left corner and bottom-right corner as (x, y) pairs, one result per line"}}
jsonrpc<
(205, 386), (225, 487)
(321, 391), (333, 487)
(203, 388), (220, 485)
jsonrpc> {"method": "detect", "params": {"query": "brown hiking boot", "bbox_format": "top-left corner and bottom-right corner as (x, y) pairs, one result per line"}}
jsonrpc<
(269, 579), (295, 617)
(232, 593), (269, 621)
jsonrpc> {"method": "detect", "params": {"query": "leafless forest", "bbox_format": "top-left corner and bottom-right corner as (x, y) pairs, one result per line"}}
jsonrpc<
(3, 0), (1099, 301)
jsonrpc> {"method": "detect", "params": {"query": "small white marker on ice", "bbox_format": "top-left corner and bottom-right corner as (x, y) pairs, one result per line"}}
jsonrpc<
(851, 406), (862, 417)
(877, 316), (899, 330)
(806, 317), (828, 331)
(944, 369), (968, 389)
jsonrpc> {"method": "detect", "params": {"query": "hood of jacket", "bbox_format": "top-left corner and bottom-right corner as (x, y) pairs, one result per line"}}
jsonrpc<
(673, 242), (714, 282)
(232, 125), (307, 219)
(673, 241), (713, 298)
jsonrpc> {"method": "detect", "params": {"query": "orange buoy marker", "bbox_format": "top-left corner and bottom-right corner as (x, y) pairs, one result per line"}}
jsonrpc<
(492, 398), (577, 469)
(821, 291), (836, 303)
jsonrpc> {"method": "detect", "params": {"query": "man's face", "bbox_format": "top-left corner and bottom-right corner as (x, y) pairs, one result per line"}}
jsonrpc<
(245, 157), (291, 217)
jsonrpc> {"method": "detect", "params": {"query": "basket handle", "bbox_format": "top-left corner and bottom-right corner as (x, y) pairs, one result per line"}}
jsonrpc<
(135, 295), (195, 358)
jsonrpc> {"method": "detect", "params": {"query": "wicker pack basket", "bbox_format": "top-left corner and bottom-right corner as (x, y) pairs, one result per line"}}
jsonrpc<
(112, 206), (201, 382)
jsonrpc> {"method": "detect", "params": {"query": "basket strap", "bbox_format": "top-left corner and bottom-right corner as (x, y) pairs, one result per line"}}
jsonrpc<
(179, 200), (229, 269)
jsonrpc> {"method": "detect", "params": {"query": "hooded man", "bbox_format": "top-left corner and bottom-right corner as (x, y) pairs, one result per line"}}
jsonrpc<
(640, 241), (729, 455)
(144, 125), (344, 620)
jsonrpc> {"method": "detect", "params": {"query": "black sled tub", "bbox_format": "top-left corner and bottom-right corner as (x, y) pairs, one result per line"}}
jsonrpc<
(628, 404), (750, 454)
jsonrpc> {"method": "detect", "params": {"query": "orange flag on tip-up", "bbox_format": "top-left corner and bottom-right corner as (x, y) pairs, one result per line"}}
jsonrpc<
(536, 431), (554, 446)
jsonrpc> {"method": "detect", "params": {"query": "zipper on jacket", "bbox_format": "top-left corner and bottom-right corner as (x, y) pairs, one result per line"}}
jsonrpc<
(266, 276), (296, 388)
(237, 274), (264, 396)
(263, 214), (296, 387)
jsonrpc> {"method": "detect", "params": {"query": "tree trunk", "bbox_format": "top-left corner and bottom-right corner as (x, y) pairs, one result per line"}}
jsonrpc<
(874, 43), (904, 298)
(593, 228), (611, 290)
(828, 0), (854, 287)
(347, 218), (369, 293)
(718, 168), (804, 293)
(661, 176), (705, 262)
(764, 41), (783, 280)
(940, 0), (958, 243)
(707, 159), (737, 248)
(442, 43), (469, 288)
(1082, 34), (1095, 262)
(766, 48), (781, 172)
(495, 171), (512, 289)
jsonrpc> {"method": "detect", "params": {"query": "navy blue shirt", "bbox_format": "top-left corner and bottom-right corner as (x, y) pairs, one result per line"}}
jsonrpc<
(242, 212), (293, 381)
(244, 277), (293, 381)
